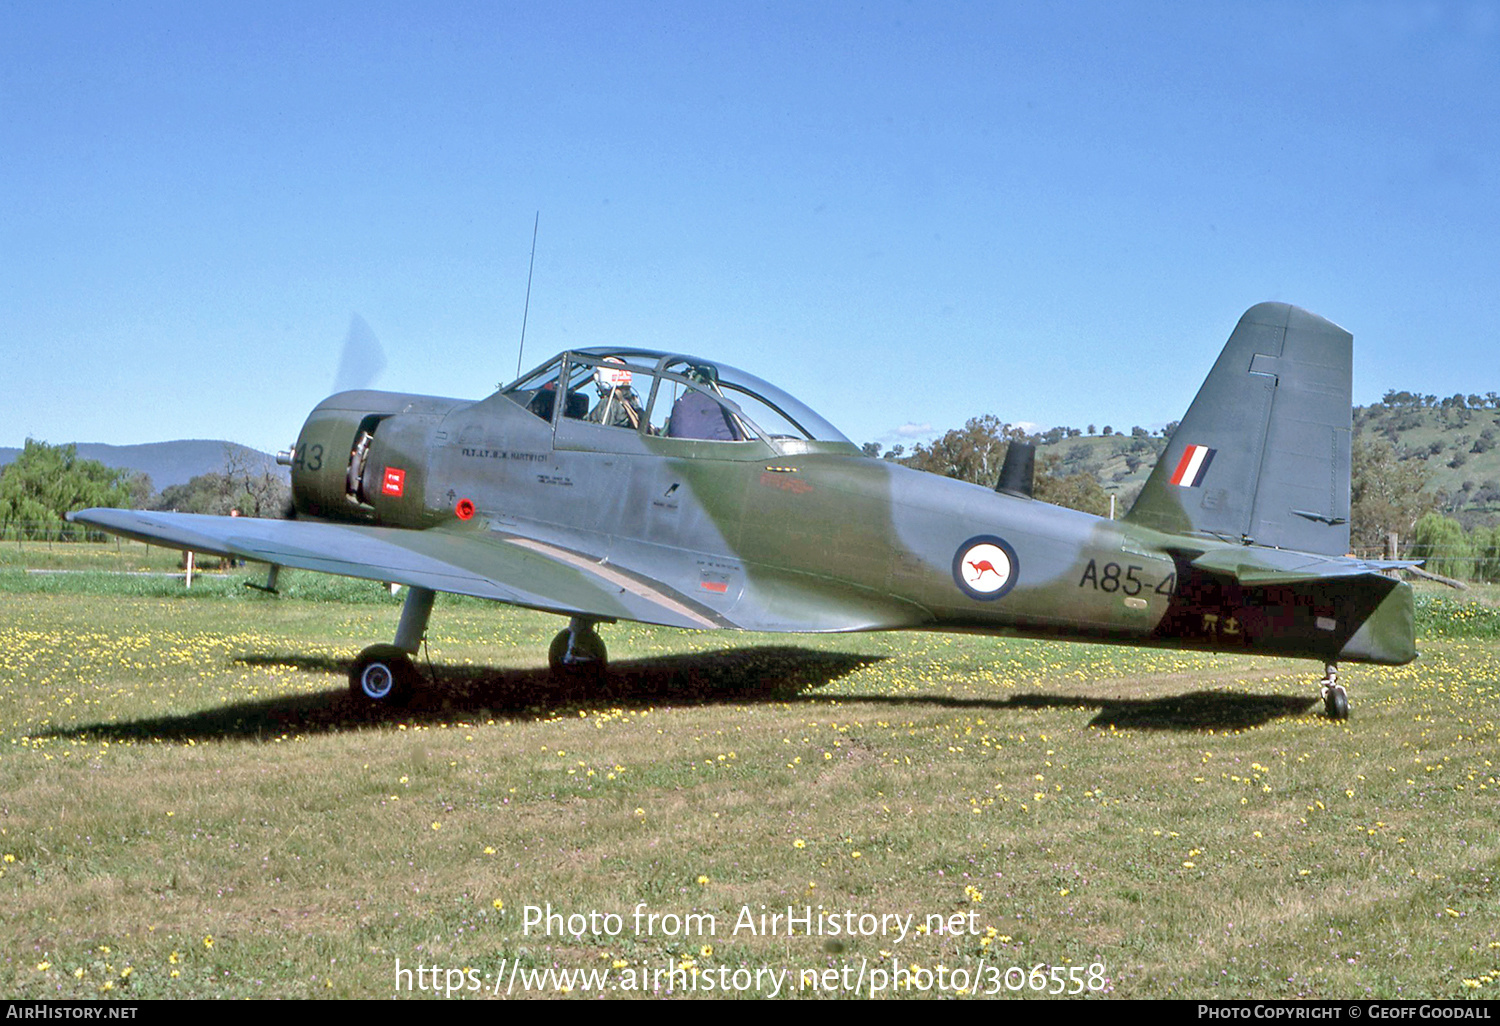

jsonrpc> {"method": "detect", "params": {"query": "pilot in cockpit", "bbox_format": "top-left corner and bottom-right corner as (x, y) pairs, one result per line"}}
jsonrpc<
(585, 357), (644, 430)
(667, 364), (742, 441)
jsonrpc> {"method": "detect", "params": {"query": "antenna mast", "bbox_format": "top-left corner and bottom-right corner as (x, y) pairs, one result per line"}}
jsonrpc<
(516, 212), (539, 378)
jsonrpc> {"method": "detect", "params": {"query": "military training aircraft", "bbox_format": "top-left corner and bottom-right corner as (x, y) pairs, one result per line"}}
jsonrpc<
(71, 302), (1416, 720)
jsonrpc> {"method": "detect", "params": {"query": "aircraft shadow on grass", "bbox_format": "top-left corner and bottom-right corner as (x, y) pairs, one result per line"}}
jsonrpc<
(997, 691), (1319, 731)
(781, 689), (1320, 731)
(51, 647), (1318, 743)
(49, 647), (887, 742)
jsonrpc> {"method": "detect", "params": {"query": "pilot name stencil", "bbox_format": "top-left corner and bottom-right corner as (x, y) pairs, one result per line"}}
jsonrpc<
(461, 448), (547, 462)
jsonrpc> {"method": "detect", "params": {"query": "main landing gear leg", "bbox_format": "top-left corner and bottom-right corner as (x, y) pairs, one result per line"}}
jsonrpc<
(549, 617), (607, 682)
(349, 586), (435, 706)
(1319, 662), (1348, 721)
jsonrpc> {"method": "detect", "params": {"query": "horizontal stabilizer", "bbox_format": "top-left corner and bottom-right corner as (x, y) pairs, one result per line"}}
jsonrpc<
(1188, 546), (1418, 585)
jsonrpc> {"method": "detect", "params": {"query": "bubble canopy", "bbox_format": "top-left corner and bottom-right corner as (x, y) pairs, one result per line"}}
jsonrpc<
(499, 347), (852, 446)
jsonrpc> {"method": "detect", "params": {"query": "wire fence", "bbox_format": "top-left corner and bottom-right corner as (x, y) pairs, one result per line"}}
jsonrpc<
(0, 523), (234, 575)
(1, 519), (115, 543)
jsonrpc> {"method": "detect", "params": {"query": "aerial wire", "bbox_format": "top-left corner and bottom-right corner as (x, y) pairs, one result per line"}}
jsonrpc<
(516, 212), (540, 379)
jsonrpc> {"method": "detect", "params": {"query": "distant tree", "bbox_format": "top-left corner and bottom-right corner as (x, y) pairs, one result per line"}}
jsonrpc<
(0, 439), (132, 539)
(155, 473), (235, 514)
(860, 441), (882, 458)
(1131, 426), (1148, 438)
(1101, 426), (1113, 436)
(904, 415), (1028, 486)
(124, 471), (156, 510)
(1410, 513), (1474, 579)
(155, 470), (289, 518)
(897, 417), (1110, 516)
(154, 446), (290, 518)
(1475, 525), (1500, 583)
(1350, 437), (1437, 552)
(1034, 453), (1112, 517)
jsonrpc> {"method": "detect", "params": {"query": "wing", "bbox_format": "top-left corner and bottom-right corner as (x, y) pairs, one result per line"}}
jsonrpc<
(67, 509), (930, 634)
(68, 508), (725, 630)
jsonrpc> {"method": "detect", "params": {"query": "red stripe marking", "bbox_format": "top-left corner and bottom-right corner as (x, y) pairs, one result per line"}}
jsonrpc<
(1168, 447), (1197, 486)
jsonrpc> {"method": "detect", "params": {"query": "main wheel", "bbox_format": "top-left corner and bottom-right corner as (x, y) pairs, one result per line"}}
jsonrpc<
(350, 644), (418, 705)
(548, 626), (607, 681)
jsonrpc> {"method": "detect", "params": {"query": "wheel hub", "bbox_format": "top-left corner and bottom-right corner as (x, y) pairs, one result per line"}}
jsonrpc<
(361, 663), (394, 699)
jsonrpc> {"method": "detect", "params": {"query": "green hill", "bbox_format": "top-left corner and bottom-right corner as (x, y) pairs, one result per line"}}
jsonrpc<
(1027, 396), (1500, 529)
(1034, 429), (1164, 513)
(1354, 398), (1500, 527)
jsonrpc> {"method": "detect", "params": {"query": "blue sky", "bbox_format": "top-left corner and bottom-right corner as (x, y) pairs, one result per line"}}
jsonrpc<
(3, 1), (1497, 456)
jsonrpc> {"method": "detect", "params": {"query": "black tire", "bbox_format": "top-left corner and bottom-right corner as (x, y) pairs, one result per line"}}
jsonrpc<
(350, 644), (417, 705)
(1324, 687), (1349, 721)
(548, 627), (607, 680)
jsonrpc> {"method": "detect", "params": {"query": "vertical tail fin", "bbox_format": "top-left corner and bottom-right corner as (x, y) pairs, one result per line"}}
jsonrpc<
(1124, 302), (1352, 556)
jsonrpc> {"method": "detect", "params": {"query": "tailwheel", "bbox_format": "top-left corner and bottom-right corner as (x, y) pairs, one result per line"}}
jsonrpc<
(1319, 663), (1348, 721)
(350, 644), (419, 706)
(549, 618), (607, 682)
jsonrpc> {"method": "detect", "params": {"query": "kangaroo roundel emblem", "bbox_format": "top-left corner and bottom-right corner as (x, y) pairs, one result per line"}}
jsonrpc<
(953, 536), (1019, 601)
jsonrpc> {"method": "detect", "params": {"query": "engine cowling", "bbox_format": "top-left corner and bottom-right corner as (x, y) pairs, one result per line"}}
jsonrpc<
(286, 390), (465, 526)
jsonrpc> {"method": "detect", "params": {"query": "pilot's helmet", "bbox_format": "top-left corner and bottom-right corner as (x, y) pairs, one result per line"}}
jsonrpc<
(594, 357), (633, 393)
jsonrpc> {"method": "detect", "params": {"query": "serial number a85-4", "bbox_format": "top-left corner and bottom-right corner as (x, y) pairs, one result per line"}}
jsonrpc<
(1078, 559), (1175, 597)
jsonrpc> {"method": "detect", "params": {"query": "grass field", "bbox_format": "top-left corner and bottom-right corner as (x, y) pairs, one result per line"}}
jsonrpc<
(1, 555), (1497, 1000)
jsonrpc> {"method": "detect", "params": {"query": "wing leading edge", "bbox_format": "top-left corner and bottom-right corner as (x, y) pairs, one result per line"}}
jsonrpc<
(67, 509), (724, 630)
